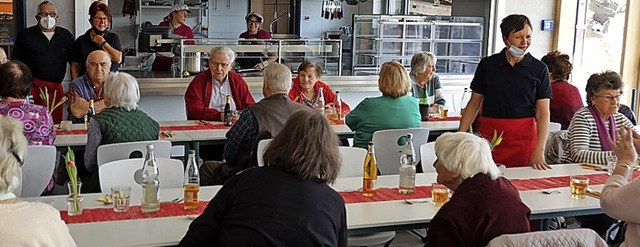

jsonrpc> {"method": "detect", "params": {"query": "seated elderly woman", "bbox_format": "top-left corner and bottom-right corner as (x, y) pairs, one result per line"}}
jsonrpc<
(428, 132), (531, 247)
(410, 51), (444, 106)
(541, 50), (583, 130)
(84, 72), (159, 192)
(0, 61), (56, 195)
(346, 60), (421, 148)
(179, 110), (347, 246)
(601, 125), (640, 247)
(0, 60), (55, 146)
(289, 61), (350, 116)
(563, 70), (634, 165)
(0, 115), (76, 246)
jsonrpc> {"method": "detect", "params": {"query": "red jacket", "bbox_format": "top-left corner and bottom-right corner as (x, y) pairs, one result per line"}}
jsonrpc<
(288, 78), (351, 116)
(185, 71), (255, 120)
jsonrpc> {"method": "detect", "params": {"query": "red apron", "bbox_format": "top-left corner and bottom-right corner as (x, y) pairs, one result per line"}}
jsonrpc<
(478, 117), (537, 167)
(31, 78), (64, 124)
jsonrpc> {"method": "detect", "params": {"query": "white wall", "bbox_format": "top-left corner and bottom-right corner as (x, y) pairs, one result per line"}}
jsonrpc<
(493, 0), (556, 58)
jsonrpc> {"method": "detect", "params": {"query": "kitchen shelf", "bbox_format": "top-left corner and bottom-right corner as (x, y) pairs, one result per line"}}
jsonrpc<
(352, 15), (485, 75)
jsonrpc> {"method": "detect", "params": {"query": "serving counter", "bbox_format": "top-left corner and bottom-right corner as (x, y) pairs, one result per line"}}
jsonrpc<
(134, 74), (474, 96)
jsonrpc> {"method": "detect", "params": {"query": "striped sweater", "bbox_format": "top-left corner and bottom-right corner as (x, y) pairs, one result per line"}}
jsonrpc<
(562, 107), (633, 164)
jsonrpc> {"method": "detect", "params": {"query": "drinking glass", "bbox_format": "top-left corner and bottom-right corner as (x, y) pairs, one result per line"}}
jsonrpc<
(111, 186), (132, 212)
(607, 155), (618, 175)
(61, 120), (73, 132)
(570, 175), (589, 199)
(431, 183), (449, 206)
(438, 105), (449, 118)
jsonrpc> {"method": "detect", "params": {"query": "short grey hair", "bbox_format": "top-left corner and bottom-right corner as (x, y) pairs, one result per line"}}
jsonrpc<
(434, 132), (500, 180)
(104, 72), (140, 111)
(37, 1), (56, 13)
(0, 115), (27, 194)
(209, 46), (236, 62)
(85, 50), (112, 68)
(410, 52), (437, 75)
(263, 63), (292, 91)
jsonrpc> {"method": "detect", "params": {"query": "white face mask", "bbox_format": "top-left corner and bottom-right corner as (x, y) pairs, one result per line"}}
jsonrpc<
(507, 41), (526, 57)
(39, 16), (56, 30)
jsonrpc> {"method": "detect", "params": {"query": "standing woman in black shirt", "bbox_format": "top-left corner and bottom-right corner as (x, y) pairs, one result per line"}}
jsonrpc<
(70, 1), (122, 79)
(458, 14), (552, 170)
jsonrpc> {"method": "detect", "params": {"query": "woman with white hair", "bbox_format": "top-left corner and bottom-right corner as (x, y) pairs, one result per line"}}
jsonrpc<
(0, 115), (76, 246)
(410, 51), (444, 106)
(83, 72), (159, 192)
(427, 132), (531, 247)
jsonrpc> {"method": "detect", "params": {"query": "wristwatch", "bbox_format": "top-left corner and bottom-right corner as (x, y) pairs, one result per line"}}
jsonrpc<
(99, 41), (107, 48)
(262, 60), (269, 67)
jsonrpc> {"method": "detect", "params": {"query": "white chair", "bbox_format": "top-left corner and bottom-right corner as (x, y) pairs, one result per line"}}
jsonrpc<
(336, 146), (396, 247)
(98, 158), (184, 193)
(487, 228), (607, 247)
(256, 139), (272, 167)
(97, 140), (172, 167)
(337, 146), (367, 178)
(419, 142), (436, 173)
(20, 146), (57, 197)
(549, 122), (562, 132)
(371, 128), (430, 175)
(14, 167), (22, 197)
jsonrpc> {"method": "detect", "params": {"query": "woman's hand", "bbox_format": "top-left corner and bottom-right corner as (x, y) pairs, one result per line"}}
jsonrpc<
(91, 32), (106, 46)
(529, 149), (551, 170)
(610, 125), (637, 164)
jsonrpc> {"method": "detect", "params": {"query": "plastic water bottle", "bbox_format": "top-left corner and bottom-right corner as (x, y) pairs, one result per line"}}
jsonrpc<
(316, 87), (326, 115)
(141, 144), (160, 213)
(399, 133), (416, 194)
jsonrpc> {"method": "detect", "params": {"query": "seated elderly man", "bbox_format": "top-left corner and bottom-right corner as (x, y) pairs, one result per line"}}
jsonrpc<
(68, 50), (111, 123)
(428, 132), (531, 247)
(200, 63), (309, 185)
(184, 46), (255, 121)
(83, 72), (159, 192)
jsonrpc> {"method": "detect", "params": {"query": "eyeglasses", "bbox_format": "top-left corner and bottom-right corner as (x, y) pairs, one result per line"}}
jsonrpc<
(37, 12), (58, 18)
(247, 20), (260, 25)
(596, 94), (622, 102)
(210, 61), (231, 68)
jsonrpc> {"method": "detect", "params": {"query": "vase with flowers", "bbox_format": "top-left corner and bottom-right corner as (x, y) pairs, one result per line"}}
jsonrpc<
(64, 147), (83, 216)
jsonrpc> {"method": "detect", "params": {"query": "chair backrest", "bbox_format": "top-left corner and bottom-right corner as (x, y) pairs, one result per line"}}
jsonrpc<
(371, 128), (430, 175)
(98, 158), (184, 193)
(419, 142), (436, 173)
(549, 122), (562, 132)
(20, 146), (57, 197)
(338, 147), (367, 178)
(97, 140), (172, 167)
(545, 130), (568, 164)
(256, 139), (272, 167)
(487, 228), (607, 247)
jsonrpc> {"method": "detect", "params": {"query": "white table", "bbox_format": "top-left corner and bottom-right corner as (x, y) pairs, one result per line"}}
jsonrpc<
(26, 164), (604, 247)
(52, 121), (460, 147)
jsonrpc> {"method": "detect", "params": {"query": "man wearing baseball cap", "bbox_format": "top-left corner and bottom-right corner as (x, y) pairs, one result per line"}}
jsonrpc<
(237, 12), (276, 71)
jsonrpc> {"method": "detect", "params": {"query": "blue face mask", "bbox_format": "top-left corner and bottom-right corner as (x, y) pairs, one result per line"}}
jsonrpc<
(507, 42), (526, 57)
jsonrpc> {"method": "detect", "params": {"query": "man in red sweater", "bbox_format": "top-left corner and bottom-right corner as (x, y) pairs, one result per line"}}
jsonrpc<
(184, 46), (255, 120)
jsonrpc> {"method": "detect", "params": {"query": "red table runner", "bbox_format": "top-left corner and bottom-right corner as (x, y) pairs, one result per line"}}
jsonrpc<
(55, 124), (231, 136)
(61, 201), (208, 224)
(427, 116), (460, 122)
(340, 172), (640, 204)
(63, 172), (638, 224)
